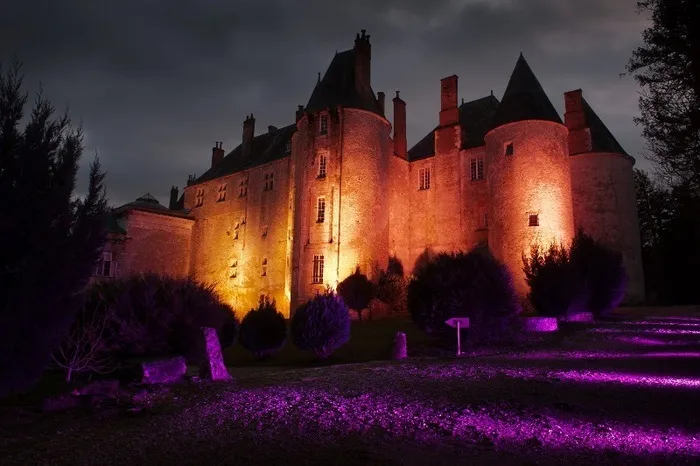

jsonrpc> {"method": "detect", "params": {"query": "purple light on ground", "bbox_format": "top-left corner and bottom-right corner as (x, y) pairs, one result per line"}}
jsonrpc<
(590, 328), (700, 335)
(522, 317), (558, 332)
(647, 316), (700, 323)
(612, 320), (700, 328)
(552, 370), (700, 389)
(502, 350), (700, 360)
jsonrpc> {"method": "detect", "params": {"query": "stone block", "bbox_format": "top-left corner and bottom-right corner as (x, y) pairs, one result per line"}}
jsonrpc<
(522, 316), (558, 332)
(199, 326), (232, 381)
(392, 331), (407, 360)
(141, 357), (186, 384)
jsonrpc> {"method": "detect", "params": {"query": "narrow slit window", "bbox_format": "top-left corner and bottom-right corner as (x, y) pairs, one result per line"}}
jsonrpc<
(528, 213), (539, 227)
(419, 167), (431, 190)
(264, 173), (274, 191)
(217, 184), (226, 202)
(195, 188), (204, 207)
(261, 258), (268, 277)
(505, 142), (514, 156)
(319, 115), (328, 135)
(470, 158), (484, 181)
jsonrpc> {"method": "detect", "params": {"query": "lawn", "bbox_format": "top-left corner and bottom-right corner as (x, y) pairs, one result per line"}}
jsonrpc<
(1, 308), (700, 465)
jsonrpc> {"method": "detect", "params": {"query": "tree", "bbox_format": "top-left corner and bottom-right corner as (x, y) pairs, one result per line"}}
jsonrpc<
(336, 267), (373, 321)
(626, 0), (700, 188)
(0, 59), (108, 396)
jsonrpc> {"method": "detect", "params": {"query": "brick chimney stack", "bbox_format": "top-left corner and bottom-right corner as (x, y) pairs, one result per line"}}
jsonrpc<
(354, 30), (371, 96)
(564, 89), (592, 155)
(439, 75), (459, 127)
(242, 114), (255, 160)
(169, 186), (179, 210)
(393, 91), (407, 159)
(211, 141), (225, 167)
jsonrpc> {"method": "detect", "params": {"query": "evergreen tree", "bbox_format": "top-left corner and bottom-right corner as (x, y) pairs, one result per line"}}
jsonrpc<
(0, 59), (108, 396)
(626, 0), (700, 188)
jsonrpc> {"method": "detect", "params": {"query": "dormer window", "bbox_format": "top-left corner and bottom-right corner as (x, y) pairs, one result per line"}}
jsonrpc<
(217, 184), (226, 202)
(195, 188), (204, 207)
(505, 142), (514, 156)
(319, 115), (328, 135)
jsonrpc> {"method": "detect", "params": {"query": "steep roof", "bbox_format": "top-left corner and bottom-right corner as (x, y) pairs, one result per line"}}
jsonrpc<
(491, 54), (562, 129)
(113, 193), (193, 219)
(192, 124), (296, 184)
(582, 97), (628, 155)
(407, 95), (500, 161)
(305, 49), (382, 115)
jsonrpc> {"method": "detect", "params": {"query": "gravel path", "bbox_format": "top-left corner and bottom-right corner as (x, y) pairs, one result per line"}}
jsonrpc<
(1, 317), (699, 465)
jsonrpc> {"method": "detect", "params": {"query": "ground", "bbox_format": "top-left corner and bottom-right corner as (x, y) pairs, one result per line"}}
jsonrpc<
(1, 307), (699, 465)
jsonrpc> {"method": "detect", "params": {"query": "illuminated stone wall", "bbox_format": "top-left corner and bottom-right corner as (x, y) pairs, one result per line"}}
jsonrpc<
(184, 157), (292, 317)
(485, 120), (575, 296)
(120, 210), (193, 277)
(387, 153), (410, 270)
(461, 146), (489, 248)
(570, 152), (645, 303)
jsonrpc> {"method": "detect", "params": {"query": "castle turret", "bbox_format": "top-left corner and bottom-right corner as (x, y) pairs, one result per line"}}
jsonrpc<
(485, 54), (575, 296)
(564, 89), (645, 304)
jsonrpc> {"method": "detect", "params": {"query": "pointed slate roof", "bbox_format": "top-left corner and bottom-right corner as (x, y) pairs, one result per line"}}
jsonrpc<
(193, 124), (296, 184)
(581, 97), (628, 156)
(305, 49), (382, 115)
(491, 54), (562, 129)
(407, 95), (500, 161)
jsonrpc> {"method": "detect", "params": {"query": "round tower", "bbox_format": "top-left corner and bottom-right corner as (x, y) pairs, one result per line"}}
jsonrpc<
(485, 55), (575, 296)
(564, 89), (645, 304)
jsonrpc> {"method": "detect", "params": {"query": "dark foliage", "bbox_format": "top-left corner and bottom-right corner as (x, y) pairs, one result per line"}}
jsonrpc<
(0, 59), (108, 396)
(407, 246), (521, 346)
(85, 274), (239, 359)
(239, 296), (287, 359)
(626, 0), (700, 189)
(290, 291), (351, 359)
(569, 230), (628, 317)
(522, 242), (583, 317)
(375, 267), (408, 316)
(336, 267), (373, 321)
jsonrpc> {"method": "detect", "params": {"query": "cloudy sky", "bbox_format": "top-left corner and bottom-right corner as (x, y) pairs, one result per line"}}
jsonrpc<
(1, 0), (651, 207)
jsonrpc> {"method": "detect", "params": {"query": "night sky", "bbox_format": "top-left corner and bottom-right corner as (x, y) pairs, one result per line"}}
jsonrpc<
(1, 0), (650, 207)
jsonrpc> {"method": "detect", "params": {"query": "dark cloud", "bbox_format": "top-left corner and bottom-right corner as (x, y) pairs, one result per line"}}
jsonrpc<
(1, 0), (650, 206)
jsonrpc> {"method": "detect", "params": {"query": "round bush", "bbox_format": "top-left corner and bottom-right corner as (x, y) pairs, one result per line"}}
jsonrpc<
(407, 246), (522, 346)
(291, 291), (351, 359)
(239, 296), (287, 358)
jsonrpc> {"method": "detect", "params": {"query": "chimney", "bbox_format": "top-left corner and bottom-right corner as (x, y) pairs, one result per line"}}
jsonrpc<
(377, 91), (385, 116)
(242, 114), (255, 160)
(169, 186), (179, 210)
(211, 141), (225, 167)
(268, 125), (278, 134)
(393, 91), (407, 159)
(564, 89), (592, 155)
(187, 174), (196, 186)
(296, 105), (305, 122)
(439, 75), (459, 127)
(354, 30), (371, 96)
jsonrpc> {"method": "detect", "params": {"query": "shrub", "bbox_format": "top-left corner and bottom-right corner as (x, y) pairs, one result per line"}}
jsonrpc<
(522, 242), (583, 317)
(570, 229), (628, 317)
(291, 291), (351, 359)
(84, 274), (239, 359)
(239, 296), (287, 358)
(375, 269), (408, 316)
(337, 267), (373, 321)
(407, 246), (521, 346)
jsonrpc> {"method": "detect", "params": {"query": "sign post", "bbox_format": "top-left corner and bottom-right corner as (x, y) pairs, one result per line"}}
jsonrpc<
(445, 317), (470, 356)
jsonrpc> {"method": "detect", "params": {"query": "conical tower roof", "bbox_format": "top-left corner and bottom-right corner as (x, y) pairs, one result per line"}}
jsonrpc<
(491, 54), (562, 129)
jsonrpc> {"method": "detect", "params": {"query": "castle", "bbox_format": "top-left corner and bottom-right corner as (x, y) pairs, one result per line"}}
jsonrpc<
(99, 31), (644, 317)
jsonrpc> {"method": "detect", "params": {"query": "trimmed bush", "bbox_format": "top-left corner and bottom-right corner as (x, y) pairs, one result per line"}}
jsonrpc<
(337, 267), (373, 321)
(522, 242), (582, 317)
(84, 274), (239, 359)
(375, 269), (407, 316)
(570, 229), (628, 317)
(239, 296), (287, 358)
(407, 246), (521, 346)
(291, 291), (351, 359)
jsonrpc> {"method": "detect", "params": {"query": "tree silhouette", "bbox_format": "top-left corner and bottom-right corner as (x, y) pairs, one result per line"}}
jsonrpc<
(0, 59), (108, 395)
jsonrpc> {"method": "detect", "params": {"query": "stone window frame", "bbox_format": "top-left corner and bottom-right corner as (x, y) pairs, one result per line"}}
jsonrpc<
(318, 153), (328, 179)
(528, 211), (539, 227)
(419, 166), (431, 190)
(93, 251), (117, 277)
(312, 254), (324, 284)
(316, 196), (326, 223)
(319, 114), (329, 136)
(261, 258), (268, 277)
(239, 176), (248, 198)
(482, 211), (489, 229)
(230, 259), (238, 279)
(217, 183), (227, 202)
(195, 188), (204, 207)
(470, 157), (485, 181)
(233, 222), (240, 240)
(264, 172), (274, 192)
(504, 141), (514, 156)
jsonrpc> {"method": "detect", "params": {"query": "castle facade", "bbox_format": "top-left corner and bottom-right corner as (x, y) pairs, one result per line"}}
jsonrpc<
(101, 31), (644, 317)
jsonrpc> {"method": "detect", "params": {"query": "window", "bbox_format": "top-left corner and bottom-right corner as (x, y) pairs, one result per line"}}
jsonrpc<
(316, 197), (326, 223)
(482, 212), (489, 229)
(528, 213), (539, 227)
(264, 173), (274, 191)
(419, 167), (431, 190)
(217, 183), (226, 202)
(239, 177), (248, 198)
(312, 255), (324, 284)
(318, 154), (327, 178)
(233, 222), (240, 240)
(261, 258), (268, 277)
(319, 115), (328, 135)
(470, 158), (484, 181)
(195, 188), (204, 207)
(505, 142), (514, 156)
(261, 225), (268, 237)
(230, 259), (238, 279)
(93, 252), (116, 277)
